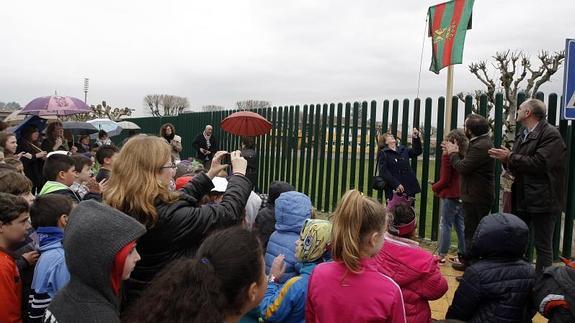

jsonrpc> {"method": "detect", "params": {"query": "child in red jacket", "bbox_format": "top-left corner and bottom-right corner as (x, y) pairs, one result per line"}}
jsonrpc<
(375, 201), (448, 323)
(0, 193), (32, 323)
(432, 129), (468, 264)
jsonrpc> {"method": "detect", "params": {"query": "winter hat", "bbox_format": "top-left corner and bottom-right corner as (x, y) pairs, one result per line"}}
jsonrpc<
(295, 219), (332, 263)
(388, 203), (417, 237)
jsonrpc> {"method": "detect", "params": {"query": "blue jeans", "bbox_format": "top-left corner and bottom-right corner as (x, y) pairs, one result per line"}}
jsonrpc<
(438, 198), (465, 256)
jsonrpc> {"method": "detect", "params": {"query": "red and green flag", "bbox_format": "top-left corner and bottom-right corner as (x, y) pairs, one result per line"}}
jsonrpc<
(428, 0), (474, 74)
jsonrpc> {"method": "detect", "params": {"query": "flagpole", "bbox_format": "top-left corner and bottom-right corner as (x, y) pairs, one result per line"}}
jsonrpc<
(445, 65), (454, 134)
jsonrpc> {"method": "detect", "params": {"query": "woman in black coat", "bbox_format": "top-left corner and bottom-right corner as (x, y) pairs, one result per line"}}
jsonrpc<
(377, 128), (422, 201)
(16, 125), (47, 193)
(103, 135), (252, 308)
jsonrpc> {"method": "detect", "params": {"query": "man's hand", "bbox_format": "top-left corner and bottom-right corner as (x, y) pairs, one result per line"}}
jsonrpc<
(445, 141), (459, 155)
(488, 147), (511, 163)
(396, 184), (405, 193)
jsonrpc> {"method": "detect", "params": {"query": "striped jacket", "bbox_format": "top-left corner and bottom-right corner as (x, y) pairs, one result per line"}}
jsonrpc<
(259, 263), (317, 323)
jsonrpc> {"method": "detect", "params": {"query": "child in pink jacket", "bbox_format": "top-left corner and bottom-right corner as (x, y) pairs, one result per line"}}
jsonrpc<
(375, 203), (448, 322)
(306, 190), (406, 323)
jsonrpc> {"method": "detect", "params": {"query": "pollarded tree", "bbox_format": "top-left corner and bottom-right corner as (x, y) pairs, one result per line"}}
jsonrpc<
(458, 50), (564, 146)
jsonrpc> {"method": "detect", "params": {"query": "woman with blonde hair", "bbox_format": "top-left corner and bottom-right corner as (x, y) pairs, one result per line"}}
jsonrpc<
(306, 190), (406, 323)
(103, 135), (253, 307)
(160, 123), (182, 161)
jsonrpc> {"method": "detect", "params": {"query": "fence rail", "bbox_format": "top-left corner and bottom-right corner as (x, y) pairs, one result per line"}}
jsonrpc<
(127, 92), (574, 258)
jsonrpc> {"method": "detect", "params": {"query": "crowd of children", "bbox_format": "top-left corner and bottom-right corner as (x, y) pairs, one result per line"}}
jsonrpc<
(0, 123), (574, 323)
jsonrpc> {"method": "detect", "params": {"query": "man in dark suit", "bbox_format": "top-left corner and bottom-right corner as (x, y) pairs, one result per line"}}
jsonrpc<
(445, 114), (495, 269)
(489, 99), (567, 274)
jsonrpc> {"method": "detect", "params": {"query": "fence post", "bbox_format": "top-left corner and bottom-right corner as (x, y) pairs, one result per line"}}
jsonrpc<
(367, 101), (377, 197)
(349, 102), (359, 190)
(450, 96), (458, 130)
(419, 98), (433, 238)
(305, 105), (315, 196)
(401, 99), (410, 146)
(379, 100), (390, 202)
(563, 122), (574, 258)
(411, 98), (421, 172)
(333, 103), (344, 209)
(464, 95), (473, 117)
(311, 104), (321, 205)
(358, 102), (368, 194)
(325, 103), (335, 212)
(317, 104), (328, 211)
(391, 99), (399, 137)
(298, 105), (309, 191)
(341, 103), (351, 196)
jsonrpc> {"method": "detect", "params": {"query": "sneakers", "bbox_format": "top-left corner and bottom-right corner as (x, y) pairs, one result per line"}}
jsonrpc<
(435, 255), (446, 264)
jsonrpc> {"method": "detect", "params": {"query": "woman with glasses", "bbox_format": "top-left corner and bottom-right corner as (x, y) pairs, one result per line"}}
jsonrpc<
(103, 135), (253, 308)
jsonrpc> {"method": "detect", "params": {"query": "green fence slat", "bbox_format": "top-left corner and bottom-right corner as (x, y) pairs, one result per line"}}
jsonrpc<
(411, 98), (421, 172)
(325, 104), (335, 212)
(317, 104), (328, 211)
(276, 107), (284, 181)
(367, 101), (377, 197)
(304, 105), (315, 196)
(358, 101), (368, 194)
(401, 99), (409, 146)
(479, 95), (488, 118)
(380, 100), (390, 202)
(548, 93), (558, 126)
(285, 106), (294, 182)
(291, 106), (300, 186)
(419, 98), (433, 238)
(431, 97), (445, 240)
(333, 103), (344, 209)
(464, 95), (473, 117)
(450, 96), (458, 130)
(298, 105), (309, 191)
(270, 107), (278, 183)
(349, 102), (360, 190)
(341, 103), (351, 196)
(391, 99), (399, 137)
(311, 104), (321, 205)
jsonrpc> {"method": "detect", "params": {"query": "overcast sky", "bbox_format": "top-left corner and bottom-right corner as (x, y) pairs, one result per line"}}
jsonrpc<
(1, 0), (573, 116)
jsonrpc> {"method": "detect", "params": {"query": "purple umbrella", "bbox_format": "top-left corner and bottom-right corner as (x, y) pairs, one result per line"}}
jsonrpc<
(20, 96), (91, 116)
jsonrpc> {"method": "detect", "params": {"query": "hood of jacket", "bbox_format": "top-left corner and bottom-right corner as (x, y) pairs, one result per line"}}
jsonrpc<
(274, 191), (311, 233)
(471, 213), (528, 259)
(39, 181), (72, 196)
(37, 227), (65, 252)
(268, 181), (295, 206)
(376, 235), (436, 285)
(63, 200), (146, 305)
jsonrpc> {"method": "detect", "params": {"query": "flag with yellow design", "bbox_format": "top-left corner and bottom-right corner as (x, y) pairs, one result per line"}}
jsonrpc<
(428, 0), (474, 74)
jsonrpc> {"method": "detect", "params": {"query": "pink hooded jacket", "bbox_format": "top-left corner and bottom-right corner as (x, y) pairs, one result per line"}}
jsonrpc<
(306, 258), (406, 323)
(375, 234), (448, 323)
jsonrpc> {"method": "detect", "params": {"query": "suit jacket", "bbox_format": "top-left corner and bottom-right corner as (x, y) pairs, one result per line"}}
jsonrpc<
(450, 134), (495, 205)
(508, 121), (567, 214)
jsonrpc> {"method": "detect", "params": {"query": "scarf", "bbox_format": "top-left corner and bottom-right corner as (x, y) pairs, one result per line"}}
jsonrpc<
(37, 227), (64, 247)
(203, 131), (211, 149)
(163, 132), (175, 143)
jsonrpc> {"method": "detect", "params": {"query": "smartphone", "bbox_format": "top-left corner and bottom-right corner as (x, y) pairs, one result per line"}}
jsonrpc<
(221, 153), (232, 166)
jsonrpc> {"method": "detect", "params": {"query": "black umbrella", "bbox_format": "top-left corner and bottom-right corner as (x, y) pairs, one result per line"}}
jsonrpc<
(62, 121), (99, 135)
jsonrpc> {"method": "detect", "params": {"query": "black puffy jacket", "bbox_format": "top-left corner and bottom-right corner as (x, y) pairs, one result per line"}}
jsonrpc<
(123, 172), (252, 305)
(446, 213), (536, 323)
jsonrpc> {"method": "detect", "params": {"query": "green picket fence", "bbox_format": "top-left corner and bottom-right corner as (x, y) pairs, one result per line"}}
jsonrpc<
(126, 92), (574, 258)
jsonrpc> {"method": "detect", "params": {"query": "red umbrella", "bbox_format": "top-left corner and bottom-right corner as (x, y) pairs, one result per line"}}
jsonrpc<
(220, 111), (272, 136)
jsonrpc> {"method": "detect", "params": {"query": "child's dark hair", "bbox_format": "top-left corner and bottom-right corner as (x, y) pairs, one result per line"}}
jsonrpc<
(30, 195), (74, 229)
(123, 227), (264, 323)
(389, 204), (416, 226)
(71, 154), (93, 173)
(0, 192), (29, 224)
(96, 144), (119, 165)
(0, 171), (32, 195)
(43, 154), (75, 181)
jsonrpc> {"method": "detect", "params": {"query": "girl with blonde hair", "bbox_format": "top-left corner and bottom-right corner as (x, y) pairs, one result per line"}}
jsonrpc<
(103, 135), (253, 307)
(305, 190), (406, 323)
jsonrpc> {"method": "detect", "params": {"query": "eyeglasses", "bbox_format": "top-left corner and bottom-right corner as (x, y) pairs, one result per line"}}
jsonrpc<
(160, 163), (177, 170)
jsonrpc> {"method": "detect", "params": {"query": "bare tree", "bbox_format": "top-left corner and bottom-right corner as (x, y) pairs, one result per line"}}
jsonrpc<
(458, 50), (564, 146)
(202, 105), (227, 112)
(236, 100), (271, 111)
(144, 94), (190, 117)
